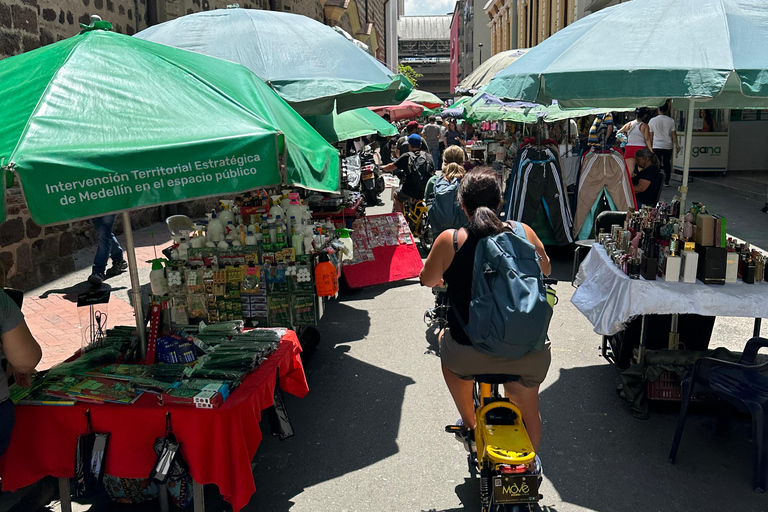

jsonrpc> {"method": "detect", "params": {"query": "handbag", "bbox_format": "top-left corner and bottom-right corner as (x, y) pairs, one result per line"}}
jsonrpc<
(151, 412), (193, 508)
(73, 409), (110, 499)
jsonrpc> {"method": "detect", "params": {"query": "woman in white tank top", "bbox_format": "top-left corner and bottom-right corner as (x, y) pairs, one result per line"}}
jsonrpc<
(618, 107), (653, 175)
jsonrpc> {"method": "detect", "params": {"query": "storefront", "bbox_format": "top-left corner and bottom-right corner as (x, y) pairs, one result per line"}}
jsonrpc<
(673, 108), (730, 174)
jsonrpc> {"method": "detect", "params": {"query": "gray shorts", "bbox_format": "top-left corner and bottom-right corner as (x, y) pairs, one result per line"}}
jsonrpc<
(440, 328), (551, 388)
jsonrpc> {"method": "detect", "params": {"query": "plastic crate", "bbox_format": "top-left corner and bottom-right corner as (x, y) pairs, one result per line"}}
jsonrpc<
(647, 371), (714, 402)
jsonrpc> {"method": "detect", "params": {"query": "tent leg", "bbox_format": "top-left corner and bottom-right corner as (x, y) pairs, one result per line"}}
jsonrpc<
(679, 100), (696, 219)
(122, 211), (146, 358)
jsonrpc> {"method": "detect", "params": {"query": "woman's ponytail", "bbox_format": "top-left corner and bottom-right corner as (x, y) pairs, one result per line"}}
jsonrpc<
(466, 205), (506, 239)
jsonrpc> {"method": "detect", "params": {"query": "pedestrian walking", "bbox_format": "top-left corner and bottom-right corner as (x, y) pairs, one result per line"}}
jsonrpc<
(587, 112), (615, 150)
(397, 121), (428, 157)
(618, 107), (653, 175)
(444, 120), (464, 148)
(648, 102), (679, 186)
(422, 116), (444, 170)
(88, 215), (128, 286)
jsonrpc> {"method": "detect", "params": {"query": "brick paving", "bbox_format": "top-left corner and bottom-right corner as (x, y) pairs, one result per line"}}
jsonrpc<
(21, 224), (173, 370)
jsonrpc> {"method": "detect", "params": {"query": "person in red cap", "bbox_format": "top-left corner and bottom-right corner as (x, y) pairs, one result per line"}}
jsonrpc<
(397, 120), (429, 158)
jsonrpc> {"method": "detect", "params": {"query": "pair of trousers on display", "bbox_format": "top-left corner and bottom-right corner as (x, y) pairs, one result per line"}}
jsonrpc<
(573, 149), (636, 237)
(506, 146), (573, 245)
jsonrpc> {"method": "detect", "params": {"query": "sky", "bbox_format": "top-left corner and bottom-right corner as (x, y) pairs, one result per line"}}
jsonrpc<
(404, 0), (455, 16)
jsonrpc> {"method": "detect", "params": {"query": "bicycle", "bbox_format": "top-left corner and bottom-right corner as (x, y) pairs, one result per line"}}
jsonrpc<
(445, 278), (558, 512)
(403, 198), (432, 253)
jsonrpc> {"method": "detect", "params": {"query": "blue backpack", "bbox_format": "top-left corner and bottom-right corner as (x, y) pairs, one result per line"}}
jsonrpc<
(453, 222), (552, 359)
(428, 177), (468, 235)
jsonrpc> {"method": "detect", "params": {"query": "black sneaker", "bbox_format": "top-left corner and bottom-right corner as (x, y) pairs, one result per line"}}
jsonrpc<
(88, 272), (105, 287)
(664, 182), (670, 187)
(106, 260), (128, 276)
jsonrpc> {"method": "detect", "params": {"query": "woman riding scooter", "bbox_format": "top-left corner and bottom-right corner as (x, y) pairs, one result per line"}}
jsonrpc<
(419, 168), (552, 452)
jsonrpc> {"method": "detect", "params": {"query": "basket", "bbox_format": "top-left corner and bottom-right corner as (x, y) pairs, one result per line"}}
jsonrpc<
(647, 371), (715, 402)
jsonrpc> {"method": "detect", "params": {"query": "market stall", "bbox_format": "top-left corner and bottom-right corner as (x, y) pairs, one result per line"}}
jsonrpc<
(0, 328), (307, 512)
(572, 203), (767, 417)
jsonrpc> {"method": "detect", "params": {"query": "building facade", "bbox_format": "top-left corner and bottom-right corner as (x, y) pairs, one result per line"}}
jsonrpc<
(484, 0), (577, 53)
(450, 0), (492, 92)
(0, 0), (395, 63)
(398, 15), (451, 99)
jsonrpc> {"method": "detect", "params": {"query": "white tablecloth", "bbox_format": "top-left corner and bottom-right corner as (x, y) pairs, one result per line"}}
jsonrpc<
(572, 245), (768, 336)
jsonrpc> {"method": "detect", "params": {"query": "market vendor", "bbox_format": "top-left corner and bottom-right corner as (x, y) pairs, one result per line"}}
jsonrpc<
(0, 288), (43, 456)
(632, 149), (664, 208)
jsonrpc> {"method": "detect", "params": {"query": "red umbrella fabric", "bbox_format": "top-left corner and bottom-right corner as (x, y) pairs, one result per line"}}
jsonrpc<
(368, 101), (425, 121)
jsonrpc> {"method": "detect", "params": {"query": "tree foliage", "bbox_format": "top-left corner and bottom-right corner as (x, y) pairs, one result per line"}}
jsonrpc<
(398, 64), (422, 88)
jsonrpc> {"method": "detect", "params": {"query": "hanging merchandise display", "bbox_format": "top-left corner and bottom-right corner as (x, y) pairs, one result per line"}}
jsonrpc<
(156, 189), (352, 329)
(504, 139), (574, 245)
(573, 148), (637, 240)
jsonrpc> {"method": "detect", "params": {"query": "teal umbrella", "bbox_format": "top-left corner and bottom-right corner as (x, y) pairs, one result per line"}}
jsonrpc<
(485, 0), (768, 214)
(303, 107), (398, 143)
(485, 0), (768, 109)
(135, 8), (411, 116)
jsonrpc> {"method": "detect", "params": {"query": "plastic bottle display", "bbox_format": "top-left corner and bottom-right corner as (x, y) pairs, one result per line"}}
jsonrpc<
(292, 230), (304, 256)
(336, 228), (353, 261)
(315, 252), (339, 297)
(207, 211), (225, 243)
(269, 195), (285, 220)
(268, 217), (277, 245)
(219, 200), (235, 224)
(149, 259), (170, 296)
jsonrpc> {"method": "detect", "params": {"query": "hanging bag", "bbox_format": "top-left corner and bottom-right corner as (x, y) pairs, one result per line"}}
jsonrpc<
(151, 412), (193, 508)
(73, 409), (110, 499)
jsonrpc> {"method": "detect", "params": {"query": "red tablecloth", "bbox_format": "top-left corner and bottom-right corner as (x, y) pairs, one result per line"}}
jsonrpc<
(0, 331), (308, 512)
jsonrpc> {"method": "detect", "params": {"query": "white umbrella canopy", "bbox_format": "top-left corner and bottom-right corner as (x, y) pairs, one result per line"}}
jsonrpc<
(456, 49), (527, 95)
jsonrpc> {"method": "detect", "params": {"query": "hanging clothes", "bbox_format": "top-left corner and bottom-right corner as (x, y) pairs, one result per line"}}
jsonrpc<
(505, 144), (574, 245)
(572, 148), (636, 239)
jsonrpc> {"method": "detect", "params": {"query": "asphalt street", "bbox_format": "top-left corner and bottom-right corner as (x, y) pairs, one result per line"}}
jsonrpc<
(38, 179), (766, 512)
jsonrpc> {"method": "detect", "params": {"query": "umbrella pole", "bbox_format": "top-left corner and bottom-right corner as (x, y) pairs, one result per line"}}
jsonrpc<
(122, 211), (147, 358)
(679, 100), (696, 219)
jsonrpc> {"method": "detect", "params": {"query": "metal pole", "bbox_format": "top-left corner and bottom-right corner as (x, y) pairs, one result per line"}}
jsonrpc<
(679, 99), (696, 219)
(122, 211), (146, 358)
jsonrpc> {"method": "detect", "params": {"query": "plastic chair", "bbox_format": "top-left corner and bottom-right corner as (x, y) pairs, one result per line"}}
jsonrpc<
(669, 337), (768, 493)
(165, 215), (195, 237)
(571, 210), (627, 286)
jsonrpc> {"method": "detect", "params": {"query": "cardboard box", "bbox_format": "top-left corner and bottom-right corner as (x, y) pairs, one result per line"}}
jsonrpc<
(664, 256), (681, 282)
(725, 252), (739, 283)
(681, 251), (699, 283)
(695, 214), (715, 247)
(695, 246), (726, 285)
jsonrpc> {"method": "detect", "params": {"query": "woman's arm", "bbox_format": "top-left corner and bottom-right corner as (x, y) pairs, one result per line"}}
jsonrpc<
(640, 123), (653, 150)
(617, 122), (632, 135)
(419, 230), (458, 287)
(3, 320), (42, 375)
(521, 223), (551, 276)
(634, 179), (651, 193)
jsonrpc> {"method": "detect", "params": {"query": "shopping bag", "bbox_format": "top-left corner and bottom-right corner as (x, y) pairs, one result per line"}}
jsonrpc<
(73, 410), (110, 499)
(151, 413), (192, 508)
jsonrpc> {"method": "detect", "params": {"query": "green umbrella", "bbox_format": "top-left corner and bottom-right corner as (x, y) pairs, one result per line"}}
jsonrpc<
(303, 107), (398, 144)
(135, 8), (411, 116)
(0, 26), (339, 226)
(485, 0), (768, 214)
(0, 23), (339, 353)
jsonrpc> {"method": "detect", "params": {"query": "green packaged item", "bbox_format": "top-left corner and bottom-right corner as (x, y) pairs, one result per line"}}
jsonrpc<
(268, 293), (292, 327)
(291, 294), (317, 326)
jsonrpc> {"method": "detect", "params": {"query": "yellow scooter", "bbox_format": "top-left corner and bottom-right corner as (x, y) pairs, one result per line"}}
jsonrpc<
(445, 279), (557, 512)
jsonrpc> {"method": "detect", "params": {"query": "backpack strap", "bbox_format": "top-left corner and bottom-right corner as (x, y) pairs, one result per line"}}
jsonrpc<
(452, 228), (460, 252)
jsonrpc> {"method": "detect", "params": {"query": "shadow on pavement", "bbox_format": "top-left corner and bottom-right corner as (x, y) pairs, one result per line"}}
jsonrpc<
(339, 278), (421, 302)
(248, 344), (415, 512)
(38, 281), (127, 302)
(539, 364), (765, 511)
(314, 300), (371, 346)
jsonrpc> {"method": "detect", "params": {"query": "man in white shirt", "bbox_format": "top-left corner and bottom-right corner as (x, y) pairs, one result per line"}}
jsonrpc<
(649, 103), (679, 186)
(421, 117), (443, 169)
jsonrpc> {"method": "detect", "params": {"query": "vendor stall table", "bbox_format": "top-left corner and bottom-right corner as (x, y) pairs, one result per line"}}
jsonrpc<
(573, 245), (767, 363)
(0, 331), (309, 512)
(311, 195), (364, 227)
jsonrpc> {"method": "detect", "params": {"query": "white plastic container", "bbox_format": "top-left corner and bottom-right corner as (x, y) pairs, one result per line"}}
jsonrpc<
(269, 195), (285, 220)
(219, 200), (235, 224)
(149, 260), (169, 296)
(207, 211), (225, 243)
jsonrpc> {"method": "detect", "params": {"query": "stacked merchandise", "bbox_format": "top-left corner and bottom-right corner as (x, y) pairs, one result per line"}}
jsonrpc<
(595, 199), (767, 284)
(504, 138), (574, 245)
(9, 327), (283, 409)
(573, 148), (636, 241)
(156, 189), (345, 328)
(345, 214), (414, 266)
